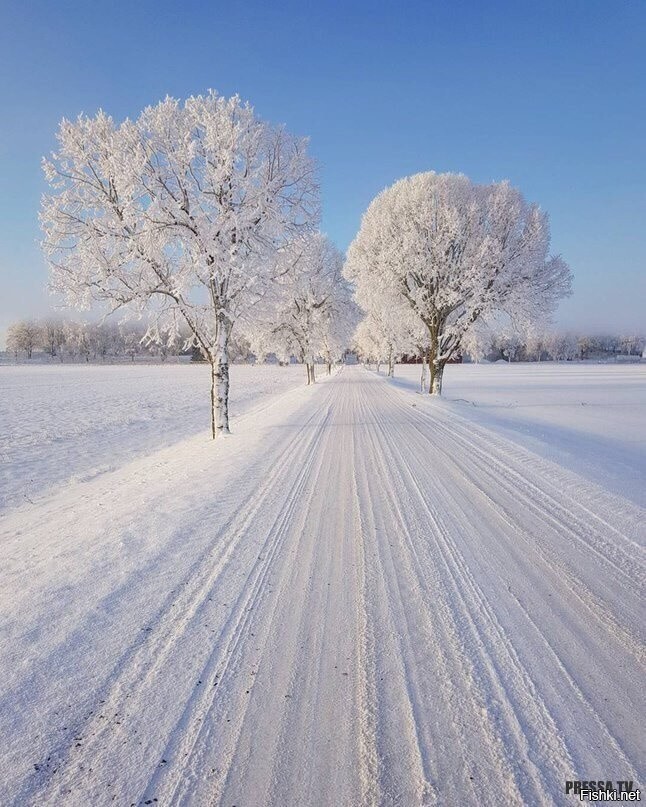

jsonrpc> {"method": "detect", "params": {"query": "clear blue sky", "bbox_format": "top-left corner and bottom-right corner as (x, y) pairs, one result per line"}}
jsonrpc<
(1, 0), (644, 344)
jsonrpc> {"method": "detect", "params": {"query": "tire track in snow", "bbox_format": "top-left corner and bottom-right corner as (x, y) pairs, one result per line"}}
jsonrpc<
(374, 417), (575, 803)
(143, 375), (370, 807)
(352, 421), (436, 805)
(141, 400), (334, 806)
(259, 379), (375, 807)
(24, 393), (334, 806)
(408, 388), (643, 582)
(387, 384), (645, 667)
(381, 380), (644, 664)
(377, 376), (644, 788)
(356, 383), (550, 804)
(349, 390), (381, 807)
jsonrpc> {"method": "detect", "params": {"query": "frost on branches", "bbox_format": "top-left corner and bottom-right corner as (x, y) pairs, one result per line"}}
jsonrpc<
(352, 307), (420, 377)
(345, 172), (572, 394)
(41, 92), (318, 437)
(246, 233), (357, 383)
(349, 251), (423, 377)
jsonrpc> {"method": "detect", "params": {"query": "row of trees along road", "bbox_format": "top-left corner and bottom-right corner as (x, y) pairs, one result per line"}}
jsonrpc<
(41, 92), (573, 434)
(344, 172), (573, 394)
(246, 233), (358, 383)
(41, 92), (354, 438)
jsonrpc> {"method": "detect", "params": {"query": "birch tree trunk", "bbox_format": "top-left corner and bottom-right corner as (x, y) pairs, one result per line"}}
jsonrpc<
(211, 357), (230, 437)
(210, 312), (232, 438)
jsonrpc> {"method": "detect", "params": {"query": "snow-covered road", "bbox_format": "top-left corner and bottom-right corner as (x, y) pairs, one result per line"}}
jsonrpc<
(1, 367), (644, 805)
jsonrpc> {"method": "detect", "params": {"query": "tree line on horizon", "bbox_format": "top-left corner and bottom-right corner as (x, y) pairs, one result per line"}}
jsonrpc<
(2, 317), (333, 366)
(5, 316), (643, 365)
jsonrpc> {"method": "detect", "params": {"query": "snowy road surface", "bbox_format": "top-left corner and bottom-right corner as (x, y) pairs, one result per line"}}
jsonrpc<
(0, 367), (644, 805)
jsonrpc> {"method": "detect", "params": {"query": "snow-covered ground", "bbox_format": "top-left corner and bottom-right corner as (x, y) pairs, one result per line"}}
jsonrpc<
(0, 363), (307, 511)
(0, 364), (644, 805)
(391, 361), (646, 507)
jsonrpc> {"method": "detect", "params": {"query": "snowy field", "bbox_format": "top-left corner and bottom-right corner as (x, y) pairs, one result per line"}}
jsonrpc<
(0, 363), (306, 511)
(392, 361), (646, 507)
(0, 363), (644, 805)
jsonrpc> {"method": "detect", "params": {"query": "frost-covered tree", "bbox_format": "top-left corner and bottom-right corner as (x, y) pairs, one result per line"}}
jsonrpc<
(349, 250), (422, 377)
(461, 322), (493, 363)
(524, 327), (548, 362)
(352, 316), (383, 370)
(545, 331), (578, 361)
(598, 334), (620, 355)
(357, 307), (418, 377)
(87, 322), (121, 361)
(577, 334), (596, 360)
(319, 304), (358, 375)
(345, 172), (572, 394)
(6, 321), (41, 359)
(248, 233), (355, 384)
(119, 322), (146, 362)
(619, 334), (644, 356)
(41, 319), (66, 358)
(41, 91), (318, 436)
(62, 321), (92, 361)
(5, 324), (21, 359)
(227, 331), (254, 364)
(315, 272), (358, 376)
(498, 327), (524, 362)
(352, 307), (417, 376)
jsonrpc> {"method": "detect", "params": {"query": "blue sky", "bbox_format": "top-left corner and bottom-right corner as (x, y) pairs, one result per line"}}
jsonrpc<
(1, 0), (644, 343)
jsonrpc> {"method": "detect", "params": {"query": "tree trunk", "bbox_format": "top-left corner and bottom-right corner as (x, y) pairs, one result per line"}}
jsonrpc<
(430, 360), (445, 394)
(427, 330), (446, 395)
(327, 361), (332, 375)
(210, 314), (232, 438)
(308, 362), (316, 384)
(420, 355), (428, 392)
(376, 361), (381, 374)
(423, 315), (450, 396)
(387, 347), (394, 377)
(210, 357), (230, 438)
